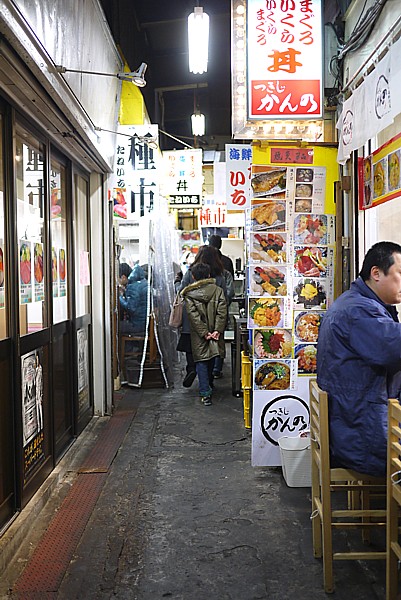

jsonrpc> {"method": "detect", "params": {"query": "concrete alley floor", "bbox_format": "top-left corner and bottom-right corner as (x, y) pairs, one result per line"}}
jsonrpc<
(0, 349), (387, 599)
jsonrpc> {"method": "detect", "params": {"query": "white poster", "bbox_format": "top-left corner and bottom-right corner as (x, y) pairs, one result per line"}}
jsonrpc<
(162, 149), (203, 207)
(252, 376), (311, 466)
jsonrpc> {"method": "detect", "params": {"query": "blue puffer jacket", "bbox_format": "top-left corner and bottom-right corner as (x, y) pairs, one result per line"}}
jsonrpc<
(119, 265), (148, 334)
(317, 277), (401, 477)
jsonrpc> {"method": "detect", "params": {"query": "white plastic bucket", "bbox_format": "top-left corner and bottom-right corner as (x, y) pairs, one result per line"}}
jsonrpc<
(278, 436), (311, 488)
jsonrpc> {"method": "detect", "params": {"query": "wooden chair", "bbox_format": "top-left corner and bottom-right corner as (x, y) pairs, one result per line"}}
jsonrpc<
(386, 398), (401, 600)
(310, 379), (386, 593)
(120, 315), (158, 382)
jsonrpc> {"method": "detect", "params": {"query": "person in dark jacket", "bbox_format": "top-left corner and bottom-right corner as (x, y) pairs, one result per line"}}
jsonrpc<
(181, 262), (227, 405)
(177, 245), (234, 387)
(317, 241), (401, 477)
(119, 264), (148, 335)
(208, 234), (234, 277)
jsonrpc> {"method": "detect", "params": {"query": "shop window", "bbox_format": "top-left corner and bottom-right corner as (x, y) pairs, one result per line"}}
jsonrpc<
(15, 126), (46, 335)
(0, 116), (6, 340)
(50, 159), (68, 323)
(74, 174), (90, 317)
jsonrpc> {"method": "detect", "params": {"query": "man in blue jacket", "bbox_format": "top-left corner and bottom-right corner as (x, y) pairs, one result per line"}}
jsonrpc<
(317, 241), (401, 477)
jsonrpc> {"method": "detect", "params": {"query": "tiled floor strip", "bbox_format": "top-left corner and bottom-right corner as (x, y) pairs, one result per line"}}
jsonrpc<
(12, 407), (136, 597)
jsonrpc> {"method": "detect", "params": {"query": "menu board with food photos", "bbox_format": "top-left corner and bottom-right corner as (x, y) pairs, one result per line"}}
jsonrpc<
(360, 132), (401, 210)
(248, 163), (335, 466)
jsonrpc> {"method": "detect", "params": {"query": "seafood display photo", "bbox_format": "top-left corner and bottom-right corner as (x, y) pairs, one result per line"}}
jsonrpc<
(295, 344), (317, 374)
(249, 265), (288, 296)
(293, 246), (329, 278)
(248, 298), (283, 328)
(253, 329), (292, 360)
(251, 167), (287, 197)
(373, 159), (386, 198)
(294, 214), (328, 244)
(388, 151), (400, 191)
(254, 360), (291, 391)
(294, 311), (324, 343)
(296, 168), (314, 183)
(293, 278), (328, 309)
(249, 232), (287, 263)
(251, 200), (286, 231)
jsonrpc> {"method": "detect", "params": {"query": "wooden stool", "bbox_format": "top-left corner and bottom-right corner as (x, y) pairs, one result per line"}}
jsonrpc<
(386, 398), (401, 600)
(310, 379), (386, 593)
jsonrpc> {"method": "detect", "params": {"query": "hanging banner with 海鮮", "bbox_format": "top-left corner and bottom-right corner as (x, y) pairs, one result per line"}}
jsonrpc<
(246, 0), (323, 120)
(225, 144), (252, 210)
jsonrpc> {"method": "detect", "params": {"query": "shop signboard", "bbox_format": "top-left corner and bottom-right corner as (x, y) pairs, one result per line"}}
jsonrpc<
(225, 144), (252, 210)
(246, 0), (323, 120)
(110, 124), (159, 219)
(247, 155), (336, 466)
(162, 149), (203, 207)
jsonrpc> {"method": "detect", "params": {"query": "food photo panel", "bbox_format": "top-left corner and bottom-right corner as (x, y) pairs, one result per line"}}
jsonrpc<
(248, 264), (288, 297)
(251, 166), (287, 198)
(249, 232), (287, 264)
(253, 358), (297, 391)
(293, 277), (332, 310)
(250, 199), (287, 232)
(248, 297), (292, 329)
(253, 329), (292, 360)
(293, 245), (333, 278)
(294, 310), (324, 344)
(294, 343), (318, 375)
(294, 214), (335, 245)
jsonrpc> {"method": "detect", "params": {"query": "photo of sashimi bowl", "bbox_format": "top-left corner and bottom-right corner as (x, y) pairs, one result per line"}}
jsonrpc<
(294, 214), (327, 244)
(295, 311), (323, 343)
(249, 298), (283, 327)
(294, 246), (327, 278)
(253, 329), (292, 359)
(254, 361), (291, 390)
(295, 344), (317, 374)
(34, 243), (44, 283)
(249, 265), (287, 296)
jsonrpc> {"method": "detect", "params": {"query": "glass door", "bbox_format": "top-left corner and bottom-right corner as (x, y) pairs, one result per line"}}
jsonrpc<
(73, 172), (93, 432)
(15, 122), (53, 506)
(50, 154), (73, 459)
(0, 111), (16, 528)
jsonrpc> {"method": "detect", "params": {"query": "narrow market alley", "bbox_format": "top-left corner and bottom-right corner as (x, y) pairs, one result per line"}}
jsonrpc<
(0, 352), (386, 600)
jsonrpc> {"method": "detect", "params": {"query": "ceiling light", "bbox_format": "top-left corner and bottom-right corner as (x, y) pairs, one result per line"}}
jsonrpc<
(55, 62), (148, 87)
(191, 111), (205, 136)
(188, 7), (209, 74)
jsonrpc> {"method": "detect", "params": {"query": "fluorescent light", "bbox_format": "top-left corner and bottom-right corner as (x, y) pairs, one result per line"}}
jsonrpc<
(191, 112), (205, 136)
(188, 7), (209, 74)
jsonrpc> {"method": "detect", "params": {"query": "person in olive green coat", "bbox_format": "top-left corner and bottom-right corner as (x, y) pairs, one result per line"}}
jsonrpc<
(181, 263), (227, 405)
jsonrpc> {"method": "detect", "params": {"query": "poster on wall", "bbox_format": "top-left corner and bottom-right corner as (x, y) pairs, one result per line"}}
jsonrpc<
(77, 328), (90, 416)
(59, 248), (66, 297)
(0, 244), (4, 309)
(249, 161), (335, 466)
(251, 377), (311, 466)
(19, 240), (32, 304)
(34, 242), (44, 302)
(52, 247), (59, 298)
(360, 132), (401, 210)
(22, 349), (45, 480)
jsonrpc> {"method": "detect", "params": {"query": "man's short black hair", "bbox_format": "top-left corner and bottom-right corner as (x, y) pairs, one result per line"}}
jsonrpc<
(191, 263), (211, 281)
(359, 241), (401, 281)
(208, 234), (222, 250)
(119, 262), (132, 278)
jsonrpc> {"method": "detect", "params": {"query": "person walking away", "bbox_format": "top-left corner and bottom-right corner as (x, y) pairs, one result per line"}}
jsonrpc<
(317, 241), (401, 477)
(208, 234), (234, 277)
(178, 245), (233, 387)
(181, 263), (227, 406)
